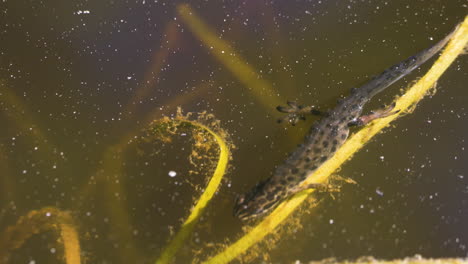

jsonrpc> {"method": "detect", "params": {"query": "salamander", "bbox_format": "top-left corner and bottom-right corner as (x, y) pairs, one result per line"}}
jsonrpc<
(233, 26), (456, 221)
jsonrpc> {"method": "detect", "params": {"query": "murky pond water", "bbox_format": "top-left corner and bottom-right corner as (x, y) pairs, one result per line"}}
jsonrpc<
(1, 1), (467, 263)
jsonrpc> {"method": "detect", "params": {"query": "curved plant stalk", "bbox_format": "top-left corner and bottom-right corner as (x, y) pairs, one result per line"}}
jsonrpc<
(0, 207), (81, 264)
(77, 83), (212, 263)
(154, 109), (231, 264)
(79, 82), (212, 197)
(202, 17), (468, 264)
(0, 82), (58, 161)
(177, 4), (283, 110)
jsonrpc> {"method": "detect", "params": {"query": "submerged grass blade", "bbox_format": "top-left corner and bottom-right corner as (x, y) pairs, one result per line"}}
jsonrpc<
(177, 4), (283, 110)
(202, 17), (468, 264)
(0, 207), (81, 264)
(155, 110), (231, 264)
(123, 21), (180, 119)
(100, 147), (143, 263)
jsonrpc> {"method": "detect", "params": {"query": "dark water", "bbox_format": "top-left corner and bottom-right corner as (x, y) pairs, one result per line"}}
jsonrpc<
(0, 0), (467, 263)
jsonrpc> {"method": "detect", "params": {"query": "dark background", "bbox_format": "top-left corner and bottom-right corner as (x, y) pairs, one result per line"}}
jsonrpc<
(0, 0), (467, 263)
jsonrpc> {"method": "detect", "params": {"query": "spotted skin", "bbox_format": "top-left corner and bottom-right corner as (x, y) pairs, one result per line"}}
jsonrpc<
(233, 26), (457, 221)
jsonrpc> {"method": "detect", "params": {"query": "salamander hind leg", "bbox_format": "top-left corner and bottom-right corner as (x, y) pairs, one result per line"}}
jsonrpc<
(277, 101), (323, 125)
(348, 102), (399, 127)
(291, 175), (357, 199)
(290, 181), (341, 195)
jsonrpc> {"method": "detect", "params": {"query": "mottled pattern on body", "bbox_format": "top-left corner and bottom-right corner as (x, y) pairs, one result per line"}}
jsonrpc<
(233, 26), (457, 221)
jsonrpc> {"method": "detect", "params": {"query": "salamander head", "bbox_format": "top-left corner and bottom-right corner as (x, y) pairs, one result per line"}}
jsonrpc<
(233, 193), (265, 221)
(233, 180), (283, 221)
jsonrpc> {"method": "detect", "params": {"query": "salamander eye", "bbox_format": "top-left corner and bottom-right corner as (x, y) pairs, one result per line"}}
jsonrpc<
(235, 194), (245, 205)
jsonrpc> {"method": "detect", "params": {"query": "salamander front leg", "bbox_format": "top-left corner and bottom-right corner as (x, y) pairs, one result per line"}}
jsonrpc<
(277, 101), (323, 125)
(348, 102), (399, 127)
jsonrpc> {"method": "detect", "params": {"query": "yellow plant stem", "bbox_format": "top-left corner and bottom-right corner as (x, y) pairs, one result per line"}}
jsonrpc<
(60, 220), (82, 264)
(202, 17), (468, 264)
(155, 117), (230, 264)
(177, 4), (283, 110)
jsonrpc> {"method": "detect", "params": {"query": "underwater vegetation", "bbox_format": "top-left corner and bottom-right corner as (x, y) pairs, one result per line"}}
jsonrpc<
(0, 3), (467, 264)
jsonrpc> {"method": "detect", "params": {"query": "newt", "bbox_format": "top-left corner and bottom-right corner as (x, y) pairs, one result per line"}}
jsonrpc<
(233, 26), (456, 221)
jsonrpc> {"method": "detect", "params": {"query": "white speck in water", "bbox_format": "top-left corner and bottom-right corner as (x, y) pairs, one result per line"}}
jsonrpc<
(168, 171), (177, 177)
(457, 175), (464, 179)
(75, 10), (90, 15)
(376, 189), (384, 196)
(45, 212), (51, 217)
(28, 261), (36, 264)
(329, 219), (334, 224)
(50, 247), (56, 254)
(379, 156), (384, 161)
(127, 76), (132, 80)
